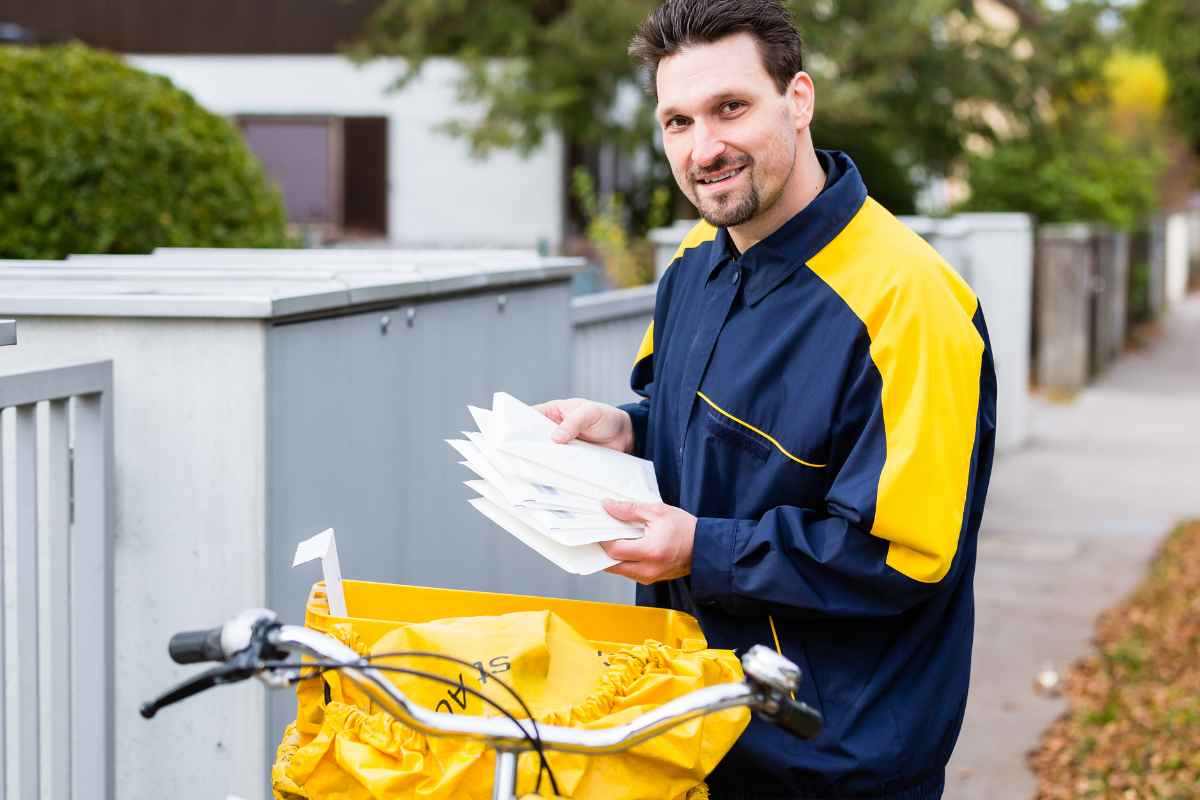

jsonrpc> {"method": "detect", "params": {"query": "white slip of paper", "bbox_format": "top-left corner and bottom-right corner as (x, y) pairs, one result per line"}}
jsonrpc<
(489, 392), (662, 504)
(468, 498), (618, 575)
(465, 480), (642, 545)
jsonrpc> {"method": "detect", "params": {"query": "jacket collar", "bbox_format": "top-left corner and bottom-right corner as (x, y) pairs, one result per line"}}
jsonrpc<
(705, 150), (868, 306)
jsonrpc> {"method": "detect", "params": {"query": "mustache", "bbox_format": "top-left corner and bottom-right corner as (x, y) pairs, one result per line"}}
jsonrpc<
(690, 156), (751, 182)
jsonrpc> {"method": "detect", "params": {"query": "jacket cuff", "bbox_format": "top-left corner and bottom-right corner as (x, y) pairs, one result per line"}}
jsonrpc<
(690, 517), (739, 605)
(618, 401), (649, 459)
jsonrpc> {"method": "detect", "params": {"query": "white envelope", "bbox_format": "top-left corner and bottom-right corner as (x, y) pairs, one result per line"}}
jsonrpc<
(468, 497), (618, 575)
(489, 392), (661, 503)
(446, 438), (531, 505)
(448, 434), (592, 510)
(467, 405), (494, 439)
(465, 480), (641, 544)
(457, 431), (604, 513)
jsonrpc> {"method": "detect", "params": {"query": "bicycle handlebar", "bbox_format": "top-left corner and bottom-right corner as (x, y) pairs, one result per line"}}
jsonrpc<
(142, 608), (823, 753)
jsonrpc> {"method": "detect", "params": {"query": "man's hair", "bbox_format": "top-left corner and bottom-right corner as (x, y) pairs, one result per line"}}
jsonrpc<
(628, 0), (804, 98)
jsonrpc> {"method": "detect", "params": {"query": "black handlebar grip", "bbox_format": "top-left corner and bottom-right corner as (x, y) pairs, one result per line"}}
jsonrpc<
(168, 628), (225, 665)
(774, 696), (823, 740)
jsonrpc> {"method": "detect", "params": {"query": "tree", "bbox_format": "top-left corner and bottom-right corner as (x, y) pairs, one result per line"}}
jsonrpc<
(961, 8), (1170, 228)
(349, 0), (1046, 212)
(1125, 0), (1200, 154)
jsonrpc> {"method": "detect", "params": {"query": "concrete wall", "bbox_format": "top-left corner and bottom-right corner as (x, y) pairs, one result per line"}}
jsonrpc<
(936, 214), (1034, 452)
(571, 286), (657, 407)
(265, 282), (633, 766)
(1090, 230), (1130, 375)
(1035, 225), (1093, 393)
(0, 318), (268, 800)
(1165, 212), (1190, 307)
(1188, 209), (1200, 288)
(128, 55), (565, 251)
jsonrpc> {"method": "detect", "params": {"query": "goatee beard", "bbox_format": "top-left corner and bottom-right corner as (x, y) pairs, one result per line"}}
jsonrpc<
(698, 180), (760, 228)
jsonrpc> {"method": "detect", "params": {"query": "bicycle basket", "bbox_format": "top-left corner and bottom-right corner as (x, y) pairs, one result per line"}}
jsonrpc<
(271, 581), (749, 800)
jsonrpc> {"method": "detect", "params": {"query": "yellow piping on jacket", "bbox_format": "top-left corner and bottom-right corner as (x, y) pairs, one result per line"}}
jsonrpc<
(767, 614), (797, 700)
(697, 391), (827, 469)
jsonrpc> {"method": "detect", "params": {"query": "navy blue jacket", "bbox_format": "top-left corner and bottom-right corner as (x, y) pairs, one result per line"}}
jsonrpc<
(622, 151), (996, 799)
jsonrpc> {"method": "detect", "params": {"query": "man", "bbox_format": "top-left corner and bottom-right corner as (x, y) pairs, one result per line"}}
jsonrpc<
(539, 1), (996, 797)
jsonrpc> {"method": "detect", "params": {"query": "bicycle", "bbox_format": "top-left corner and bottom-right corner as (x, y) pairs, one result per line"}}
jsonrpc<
(141, 608), (822, 800)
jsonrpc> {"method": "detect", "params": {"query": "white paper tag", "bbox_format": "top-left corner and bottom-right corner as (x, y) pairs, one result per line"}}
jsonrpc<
(292, 528), (347, 617)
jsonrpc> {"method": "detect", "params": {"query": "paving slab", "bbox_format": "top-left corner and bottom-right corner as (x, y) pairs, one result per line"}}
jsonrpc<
(946, 294), (1200, 799)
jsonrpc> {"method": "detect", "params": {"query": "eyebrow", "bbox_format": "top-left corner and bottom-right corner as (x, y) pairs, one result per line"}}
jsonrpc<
(657, 90), (748, 121)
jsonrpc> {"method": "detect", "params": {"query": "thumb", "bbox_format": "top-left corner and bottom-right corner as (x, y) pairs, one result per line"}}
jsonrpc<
(603, 498), (655, 523)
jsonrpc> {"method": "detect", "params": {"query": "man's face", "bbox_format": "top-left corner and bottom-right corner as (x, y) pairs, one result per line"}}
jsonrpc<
(656, 33), (800, 228)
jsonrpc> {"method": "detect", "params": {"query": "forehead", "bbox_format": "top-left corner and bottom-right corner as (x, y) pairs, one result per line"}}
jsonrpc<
(655, 32), (777, 115)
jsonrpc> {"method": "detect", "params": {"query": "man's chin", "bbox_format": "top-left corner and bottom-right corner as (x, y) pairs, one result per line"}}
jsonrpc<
(697, 197), (757, 228)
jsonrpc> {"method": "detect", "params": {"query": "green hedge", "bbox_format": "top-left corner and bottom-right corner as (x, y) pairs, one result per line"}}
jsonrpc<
(0, 43), (288, 259)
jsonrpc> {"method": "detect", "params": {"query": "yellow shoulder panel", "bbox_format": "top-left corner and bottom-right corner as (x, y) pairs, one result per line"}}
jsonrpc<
(634, 320), (654, 366)
(670, 220), (719, 265)
(806, 198), (984, 583)
(631, 221), (718, 368)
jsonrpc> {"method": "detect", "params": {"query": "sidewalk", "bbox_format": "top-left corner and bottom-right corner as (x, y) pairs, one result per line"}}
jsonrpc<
(946, 294), (1200, 798)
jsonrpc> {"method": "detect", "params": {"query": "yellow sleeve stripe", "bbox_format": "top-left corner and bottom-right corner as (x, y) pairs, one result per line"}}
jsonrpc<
(630, 221), (717, 368)
(697, 391), (828, 469)
(634, 320), (654, 366)
(806, 198), (984, 583)
(670, 220), (719, 264)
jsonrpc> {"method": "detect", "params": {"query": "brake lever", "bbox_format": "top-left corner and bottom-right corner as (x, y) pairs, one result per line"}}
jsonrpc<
(141, 663), (248, 718)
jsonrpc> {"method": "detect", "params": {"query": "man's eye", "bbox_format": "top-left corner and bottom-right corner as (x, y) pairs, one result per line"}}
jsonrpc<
(665, 117), (689, 130)
(722, 101), (746, 114)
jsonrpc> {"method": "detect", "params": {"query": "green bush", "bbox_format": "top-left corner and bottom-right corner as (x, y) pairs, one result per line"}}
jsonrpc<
(960, 115), (1164, 230)
(0, 43), (288, 259)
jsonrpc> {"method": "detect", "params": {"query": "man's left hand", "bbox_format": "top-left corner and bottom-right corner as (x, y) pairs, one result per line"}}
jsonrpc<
(600, 500), (696, 584)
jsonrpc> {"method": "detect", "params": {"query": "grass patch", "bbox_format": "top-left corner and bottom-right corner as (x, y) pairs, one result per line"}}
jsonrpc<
(1029, 520), (1200, 798)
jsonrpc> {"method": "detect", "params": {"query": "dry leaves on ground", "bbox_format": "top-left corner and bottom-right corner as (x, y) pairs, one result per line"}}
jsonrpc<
(1029, 520), (1200, 799)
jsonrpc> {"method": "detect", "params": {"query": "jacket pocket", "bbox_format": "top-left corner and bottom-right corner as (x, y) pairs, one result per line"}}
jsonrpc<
(697, 391), (827, 469)
(703, 404), (772, 462)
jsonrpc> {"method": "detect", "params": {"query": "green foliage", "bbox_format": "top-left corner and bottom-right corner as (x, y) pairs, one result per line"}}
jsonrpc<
(352, 1), (1162, 221)
(961, 114), (1164, 229)
(0, 43), (288, 260)
(351, 0), (653, 155)
(571, 167), (669, 287)
(1126, 0), (1200, 153)
(961, 3), (1175, 229)
(350, 0), (1055, 211)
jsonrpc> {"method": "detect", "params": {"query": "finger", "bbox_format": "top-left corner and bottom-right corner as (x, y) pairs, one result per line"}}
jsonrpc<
(602, 498), (659, 524)
(532, 401), (566, 425)
(599, 538), (648, 561)
(604, 561), (654, 584)
(607, 563), (659, 585)
(553, 404), (600, 444)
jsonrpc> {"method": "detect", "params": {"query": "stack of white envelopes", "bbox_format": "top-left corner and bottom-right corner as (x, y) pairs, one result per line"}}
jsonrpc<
(447, 392), (662, 575)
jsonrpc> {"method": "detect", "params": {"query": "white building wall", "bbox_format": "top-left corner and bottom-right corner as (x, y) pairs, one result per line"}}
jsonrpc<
(0, 318), (268, 800)
(128, 55), (565, 250)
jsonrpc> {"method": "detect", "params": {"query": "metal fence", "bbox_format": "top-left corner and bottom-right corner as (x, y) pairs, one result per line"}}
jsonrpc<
(0, 361), (113, 800)
(570, 286), (656, 407)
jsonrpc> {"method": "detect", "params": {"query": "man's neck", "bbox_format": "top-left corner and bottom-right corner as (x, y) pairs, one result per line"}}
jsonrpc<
(728, 147), (826, 254)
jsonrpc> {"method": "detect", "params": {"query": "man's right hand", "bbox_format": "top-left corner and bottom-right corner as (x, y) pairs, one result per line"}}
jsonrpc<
(534, 398), (635, 454)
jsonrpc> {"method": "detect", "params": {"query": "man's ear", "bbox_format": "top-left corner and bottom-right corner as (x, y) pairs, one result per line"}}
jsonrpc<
(788, 71), (816, 131)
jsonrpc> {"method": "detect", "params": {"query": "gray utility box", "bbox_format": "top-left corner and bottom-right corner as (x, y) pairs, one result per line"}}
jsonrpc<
(0, 251), (630, 800)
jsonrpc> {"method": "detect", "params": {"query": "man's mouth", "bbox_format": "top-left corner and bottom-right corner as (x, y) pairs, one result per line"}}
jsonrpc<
(697, 165), (747, 186)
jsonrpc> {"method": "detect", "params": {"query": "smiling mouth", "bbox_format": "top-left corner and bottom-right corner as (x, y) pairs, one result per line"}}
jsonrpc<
(697, 165), (747, 187)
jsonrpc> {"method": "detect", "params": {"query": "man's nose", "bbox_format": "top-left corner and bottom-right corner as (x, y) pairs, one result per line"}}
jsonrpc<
(691, 122), (726, 169)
